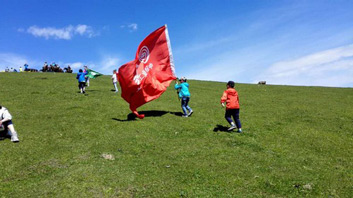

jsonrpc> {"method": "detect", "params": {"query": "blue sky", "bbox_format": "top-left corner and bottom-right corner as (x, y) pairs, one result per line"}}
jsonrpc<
(1, 0), (353, 87)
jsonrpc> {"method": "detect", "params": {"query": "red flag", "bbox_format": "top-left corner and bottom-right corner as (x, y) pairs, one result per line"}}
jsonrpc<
(118, 25), (176, 119)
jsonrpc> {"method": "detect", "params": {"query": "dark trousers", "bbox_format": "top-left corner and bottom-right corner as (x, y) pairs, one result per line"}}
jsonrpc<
(181, 97), (192, 115)
(225, 109), (242, 128)
(78, 82), (86, 89)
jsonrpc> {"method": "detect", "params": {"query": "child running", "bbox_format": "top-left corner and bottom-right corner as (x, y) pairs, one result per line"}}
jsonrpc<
(0, 105), (20, 142)
(220, 81), (242, 132)
(112, 70), (118, 93)
(84, 66), (90, 87)
(175, 77), (193, 117)
(76, 69), (87, 94)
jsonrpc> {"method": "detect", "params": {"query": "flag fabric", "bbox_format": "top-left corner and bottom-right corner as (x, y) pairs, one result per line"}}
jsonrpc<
(86, 69), (103, 79)
(117, 25), (176, 119)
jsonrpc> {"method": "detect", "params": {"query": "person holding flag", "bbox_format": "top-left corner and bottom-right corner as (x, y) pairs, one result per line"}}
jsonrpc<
(117, 25), (177, 119)
(84, 66), (90, 87)
(175, 77), (193, 117)
(84, 66), (103, 87)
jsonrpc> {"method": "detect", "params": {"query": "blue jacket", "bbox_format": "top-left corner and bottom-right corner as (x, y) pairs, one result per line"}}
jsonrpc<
(76, 71), (87, 82)
(175, 82), (190, 98)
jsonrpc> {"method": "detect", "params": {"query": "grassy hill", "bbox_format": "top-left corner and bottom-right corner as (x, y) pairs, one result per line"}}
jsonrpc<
(0, 72), (352, 197)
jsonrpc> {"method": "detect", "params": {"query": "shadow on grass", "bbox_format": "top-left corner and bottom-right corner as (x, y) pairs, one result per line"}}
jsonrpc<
(213, 124), (231, 133)
(169, 112), (183, 116)
(112, 110), (183, 122)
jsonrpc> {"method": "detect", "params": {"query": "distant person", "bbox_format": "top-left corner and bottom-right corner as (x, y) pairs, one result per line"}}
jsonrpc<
(5, 67), (9, 72)
(24, 63), (29, 71)
(43, 62), (48, 72)
(112, 70), (118, 93)
(0, 105), (20, 142)
(174, 77), (193, 117)
(66, 65), (72, 73)
(76, 69), (88, 94)
(19, 66), (23, 72)
(49, 63), (54, 72)
(220, 81), (242, 132)
(84, 66), (90, 87)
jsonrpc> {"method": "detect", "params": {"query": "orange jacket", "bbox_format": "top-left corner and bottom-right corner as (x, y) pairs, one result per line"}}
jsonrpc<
(221, 88), (240, 109)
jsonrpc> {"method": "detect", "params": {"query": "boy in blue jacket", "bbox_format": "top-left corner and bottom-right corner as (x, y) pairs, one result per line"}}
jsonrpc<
(175, 77), (193, 117)
(76, 69), (87, 94)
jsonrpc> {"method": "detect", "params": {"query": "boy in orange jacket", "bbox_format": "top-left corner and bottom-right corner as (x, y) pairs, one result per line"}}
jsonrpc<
(221, 81), (242, 132)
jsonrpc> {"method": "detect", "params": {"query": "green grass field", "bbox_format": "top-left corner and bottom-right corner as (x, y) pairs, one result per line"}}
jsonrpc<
(0, 72), (352, 197)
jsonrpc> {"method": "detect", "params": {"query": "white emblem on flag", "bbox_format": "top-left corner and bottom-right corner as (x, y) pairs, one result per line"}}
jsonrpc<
(138, 46), (150, 63)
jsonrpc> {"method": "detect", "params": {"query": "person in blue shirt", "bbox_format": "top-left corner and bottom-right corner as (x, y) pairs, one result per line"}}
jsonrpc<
(24, 63), (29, 71)
(174, 77), (193, 117)
(76, 69), (87, 94)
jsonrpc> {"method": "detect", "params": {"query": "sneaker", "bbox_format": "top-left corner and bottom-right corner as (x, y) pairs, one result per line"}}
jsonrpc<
(237, 129), (242, 133)
(182, 115), (188, 117)
(11, 135), (19, 143)
(227, 125), (236, 131)
(187, 110), (193, 117)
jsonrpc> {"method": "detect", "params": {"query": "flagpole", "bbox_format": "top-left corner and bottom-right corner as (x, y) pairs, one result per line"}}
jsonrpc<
(165, 24), (176, 78)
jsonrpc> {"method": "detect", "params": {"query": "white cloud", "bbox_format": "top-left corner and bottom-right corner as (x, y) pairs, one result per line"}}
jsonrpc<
(257, 44), (353, 87)
(75, 24), (95, 38)
(24, 25), (97, 40)
(27, 25), (73, 40)
(128, 23), (138, 31)
(121, 23), (138, 32)
(75, 25), (88, 35)
(99, 56), (121, 74)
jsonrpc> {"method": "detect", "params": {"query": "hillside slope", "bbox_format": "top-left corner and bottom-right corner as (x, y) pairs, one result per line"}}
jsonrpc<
(0, 72), (352, 197)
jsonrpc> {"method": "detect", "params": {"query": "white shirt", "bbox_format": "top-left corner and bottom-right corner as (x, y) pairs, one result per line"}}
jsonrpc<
(112, 74), (117, 83)
(0, 107), (12, 121)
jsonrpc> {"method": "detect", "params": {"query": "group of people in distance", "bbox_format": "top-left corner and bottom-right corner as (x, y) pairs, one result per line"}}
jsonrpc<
(3, 62), (73, 73)
(41, 62), (73, 73)
(4, 63), (30, 72)
(174, 77), (242, 132)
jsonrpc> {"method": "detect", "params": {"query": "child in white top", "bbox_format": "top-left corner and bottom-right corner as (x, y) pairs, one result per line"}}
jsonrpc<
(112, 70), (118, 93)
(0, 105), (19, 142)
